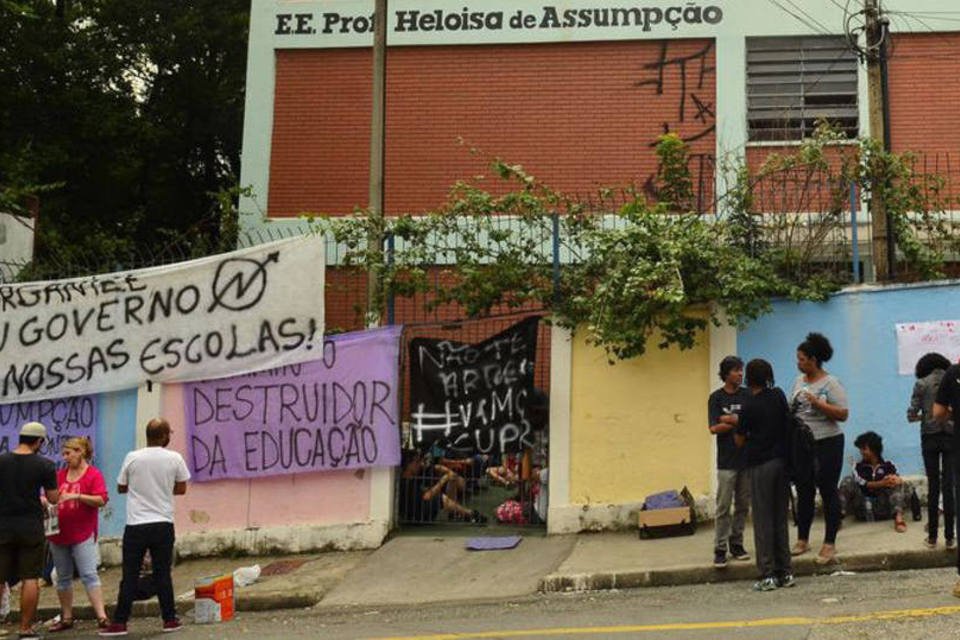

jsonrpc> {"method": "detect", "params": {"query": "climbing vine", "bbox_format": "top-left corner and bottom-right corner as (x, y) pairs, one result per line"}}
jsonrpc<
(310, 129), (954, 360)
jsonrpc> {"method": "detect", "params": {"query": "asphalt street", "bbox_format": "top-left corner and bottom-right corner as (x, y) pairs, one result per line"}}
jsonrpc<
(31, 565), (960, 639)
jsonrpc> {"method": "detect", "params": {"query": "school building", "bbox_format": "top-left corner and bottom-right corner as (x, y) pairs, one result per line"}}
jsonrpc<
(229, 0), (960, 537)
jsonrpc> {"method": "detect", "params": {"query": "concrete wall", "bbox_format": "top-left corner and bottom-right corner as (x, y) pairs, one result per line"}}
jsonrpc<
(738, 280), (960, 479)
(548, 316), (734, 533)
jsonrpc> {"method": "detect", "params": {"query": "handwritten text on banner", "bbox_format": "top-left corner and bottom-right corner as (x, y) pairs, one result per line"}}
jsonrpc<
(0, 236), (324, 404)
(185, 326), (401, 481)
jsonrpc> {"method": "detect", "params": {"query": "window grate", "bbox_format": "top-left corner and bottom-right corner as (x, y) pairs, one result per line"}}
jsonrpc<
(747, 36), (859, 142)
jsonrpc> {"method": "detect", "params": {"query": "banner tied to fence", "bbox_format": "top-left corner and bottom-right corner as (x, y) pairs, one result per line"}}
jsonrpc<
(0, 395), (98, 459)
(409, 316), (539, 454)
(0, 235), (325, 404)
(185, 326), (402, 481)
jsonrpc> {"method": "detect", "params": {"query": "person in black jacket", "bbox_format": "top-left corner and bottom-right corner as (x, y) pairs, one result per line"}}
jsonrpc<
(735, 359), (794, 592)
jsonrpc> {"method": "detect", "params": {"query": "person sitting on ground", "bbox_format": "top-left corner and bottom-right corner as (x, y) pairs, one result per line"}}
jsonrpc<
(839, 431), (911, 533)
(399, 450), (487, 524)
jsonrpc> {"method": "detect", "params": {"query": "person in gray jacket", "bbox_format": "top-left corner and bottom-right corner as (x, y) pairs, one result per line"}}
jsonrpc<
(908, 352), (955, 548)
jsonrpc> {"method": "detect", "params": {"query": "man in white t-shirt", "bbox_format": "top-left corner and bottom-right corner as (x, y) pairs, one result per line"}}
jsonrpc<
(100, 418), (190, 637)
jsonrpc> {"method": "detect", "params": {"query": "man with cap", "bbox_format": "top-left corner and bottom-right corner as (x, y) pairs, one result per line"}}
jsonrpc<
(0, 422), (59, 639)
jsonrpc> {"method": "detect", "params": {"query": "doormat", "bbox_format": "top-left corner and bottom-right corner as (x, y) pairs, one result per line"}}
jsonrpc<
(259, 559), (309, 576)
(465, 535), (522, 551)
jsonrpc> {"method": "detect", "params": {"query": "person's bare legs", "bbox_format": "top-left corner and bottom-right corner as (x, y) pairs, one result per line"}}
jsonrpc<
(19, 578), (39, 633)
(56, 586), (74, 622)
(84, 584), (108, 621)
(441, 495), (473, 519)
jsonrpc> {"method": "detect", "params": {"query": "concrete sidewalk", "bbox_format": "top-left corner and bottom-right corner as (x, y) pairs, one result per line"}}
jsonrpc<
(6, 516), (958, 628)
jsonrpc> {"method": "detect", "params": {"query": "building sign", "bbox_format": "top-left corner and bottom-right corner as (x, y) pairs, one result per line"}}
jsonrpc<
(0, 235), (324, 404)
(268, 1), (727, 47)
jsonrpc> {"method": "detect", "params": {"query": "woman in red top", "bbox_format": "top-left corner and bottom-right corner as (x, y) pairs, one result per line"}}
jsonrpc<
(47, 437), (109, 632)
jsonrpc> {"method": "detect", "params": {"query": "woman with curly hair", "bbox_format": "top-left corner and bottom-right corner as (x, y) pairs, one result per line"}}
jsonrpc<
(790, 332), (849, 564)
(908, 352), (955, 548)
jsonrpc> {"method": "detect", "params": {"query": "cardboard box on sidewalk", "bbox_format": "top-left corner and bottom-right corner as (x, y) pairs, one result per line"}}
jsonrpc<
(637, 487), (697, 539)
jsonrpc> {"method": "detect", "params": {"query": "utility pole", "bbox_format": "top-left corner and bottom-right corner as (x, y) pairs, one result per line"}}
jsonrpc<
(367, 0), (387, 325)
(864, 0), (894, 280)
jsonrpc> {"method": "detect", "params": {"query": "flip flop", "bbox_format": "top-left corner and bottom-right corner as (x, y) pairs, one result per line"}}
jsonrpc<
(48, 619), (74, 633)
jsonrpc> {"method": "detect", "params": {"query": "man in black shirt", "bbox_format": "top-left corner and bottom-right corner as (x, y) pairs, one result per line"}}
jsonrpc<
(0, 421), (59, 639)
(933, 364), (960, 597)
(708, 356), (751, 568)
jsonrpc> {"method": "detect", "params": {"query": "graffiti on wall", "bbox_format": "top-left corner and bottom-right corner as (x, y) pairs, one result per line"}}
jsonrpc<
(636, 41), (715, 207)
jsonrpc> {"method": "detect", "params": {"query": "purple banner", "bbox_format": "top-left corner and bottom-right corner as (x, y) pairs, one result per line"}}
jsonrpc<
(185, 326), (401, 481)
(0, 396), (98, 460)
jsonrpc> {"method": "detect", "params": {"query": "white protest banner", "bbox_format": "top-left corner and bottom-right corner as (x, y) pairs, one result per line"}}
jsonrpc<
(895, 320), (960, 375)
(0, 235), (324, 403)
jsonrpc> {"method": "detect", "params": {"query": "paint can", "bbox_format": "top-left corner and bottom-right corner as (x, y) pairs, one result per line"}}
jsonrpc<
(194, 573), (234, 623)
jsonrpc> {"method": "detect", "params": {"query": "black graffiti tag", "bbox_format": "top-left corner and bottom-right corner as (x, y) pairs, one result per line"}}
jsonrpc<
(208, 251), (279, 312)
(636, 41), (716, 147)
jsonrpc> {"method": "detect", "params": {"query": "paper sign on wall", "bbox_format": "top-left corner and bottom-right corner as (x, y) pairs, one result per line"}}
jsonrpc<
(895, 320), (960, 375)
(0, 236), (324, 404)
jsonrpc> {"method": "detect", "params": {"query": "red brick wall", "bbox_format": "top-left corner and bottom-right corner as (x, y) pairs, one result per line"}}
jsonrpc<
(268, 40), (717, 217)
(744, 144), (857, 214)
(888, 33), (960, 157)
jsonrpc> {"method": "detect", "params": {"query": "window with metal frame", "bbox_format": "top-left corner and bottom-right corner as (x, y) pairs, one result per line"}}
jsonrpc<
(747, 36), (859, 142)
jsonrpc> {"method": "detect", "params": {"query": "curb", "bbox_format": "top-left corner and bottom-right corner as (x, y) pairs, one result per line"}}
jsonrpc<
(21, 593), (323, 626)
(539, 548), (958, 592)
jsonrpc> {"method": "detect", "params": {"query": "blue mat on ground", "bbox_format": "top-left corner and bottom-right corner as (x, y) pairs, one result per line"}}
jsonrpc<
(465, 535), (523, 551)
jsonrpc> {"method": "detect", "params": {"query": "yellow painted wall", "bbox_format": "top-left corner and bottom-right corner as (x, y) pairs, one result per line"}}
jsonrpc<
(569, 330), (712, 505)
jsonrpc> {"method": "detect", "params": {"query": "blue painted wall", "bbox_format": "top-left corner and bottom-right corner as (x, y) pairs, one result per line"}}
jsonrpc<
(94, 389), (138, 538)
(738, 281), (960, 476)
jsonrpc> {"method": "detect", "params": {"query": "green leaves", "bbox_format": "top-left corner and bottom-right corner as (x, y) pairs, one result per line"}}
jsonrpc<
(312, 136), (848, 359)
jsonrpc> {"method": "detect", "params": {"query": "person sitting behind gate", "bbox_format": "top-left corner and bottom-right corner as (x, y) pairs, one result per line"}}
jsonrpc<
(399, 450), (487, 525)
(839, 431), (911, 533)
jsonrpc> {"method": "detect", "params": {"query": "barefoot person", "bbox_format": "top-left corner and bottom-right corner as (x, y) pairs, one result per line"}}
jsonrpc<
(790, 333), (849, 565)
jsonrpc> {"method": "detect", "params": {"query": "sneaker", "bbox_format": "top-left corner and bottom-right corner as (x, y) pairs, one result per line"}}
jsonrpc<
(925, 537), (938, 549)
(162, 619), (183, 633)
(752, 577), (778, 591)
(469, 510), (488, 525)
(730, 545), (751, 561)
(713, 550), (728, 568)
(776, 573), (797, 588)
(948, 539), (957, 549)
(98, 622), (128, 637)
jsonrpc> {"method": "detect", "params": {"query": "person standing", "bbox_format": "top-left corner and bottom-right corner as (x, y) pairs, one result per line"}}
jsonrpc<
(99, 418), (190, 637)
(933, 360), (960, 597)
(46, 437), (110, 632)
(707, 355), (751, 568)
(908, 352), (954, 548)
(790, 332), (849, 565)
(0, 422), (59, 640)
(734, 359), (793, 591)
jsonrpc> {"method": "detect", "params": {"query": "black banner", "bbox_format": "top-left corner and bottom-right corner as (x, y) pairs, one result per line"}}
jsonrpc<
(409, 317), (539, 454)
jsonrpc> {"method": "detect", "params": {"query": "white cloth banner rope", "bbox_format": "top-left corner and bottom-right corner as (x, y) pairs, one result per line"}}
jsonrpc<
(0, 235), (325, 404)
